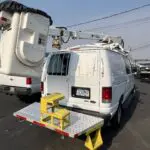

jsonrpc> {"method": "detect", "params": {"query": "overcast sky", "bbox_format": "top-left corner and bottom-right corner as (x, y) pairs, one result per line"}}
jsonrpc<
(18, 0), (150, 59)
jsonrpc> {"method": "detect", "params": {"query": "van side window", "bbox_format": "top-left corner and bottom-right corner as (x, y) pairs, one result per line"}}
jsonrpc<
(124, 57), (131, 74)
(47, 53), (70, 76)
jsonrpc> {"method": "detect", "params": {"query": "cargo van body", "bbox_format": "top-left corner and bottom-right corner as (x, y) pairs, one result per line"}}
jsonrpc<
(41, 43), (135, 126)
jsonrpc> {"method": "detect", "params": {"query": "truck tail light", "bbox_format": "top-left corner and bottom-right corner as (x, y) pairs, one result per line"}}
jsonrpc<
(26, 77), (32, 85)
(102, 87), (112, 103)
(0, 17), (8, 24)
(40, 82), (44, 92)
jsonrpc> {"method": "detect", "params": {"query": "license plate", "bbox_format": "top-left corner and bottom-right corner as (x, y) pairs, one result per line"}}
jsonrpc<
(76, 89), (89, 97)
(71, 87), (90, 99)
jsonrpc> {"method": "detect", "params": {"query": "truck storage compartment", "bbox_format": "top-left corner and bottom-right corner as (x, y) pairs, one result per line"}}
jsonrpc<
(0, 1), (52, 77)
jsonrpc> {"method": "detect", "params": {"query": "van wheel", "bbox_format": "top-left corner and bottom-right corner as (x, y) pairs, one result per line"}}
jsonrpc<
(111, 103), (122, 130)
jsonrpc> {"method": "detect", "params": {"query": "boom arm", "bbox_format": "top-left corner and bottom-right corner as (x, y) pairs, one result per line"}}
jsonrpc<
(48, 26), (108, 49)
(48, 26), (126, 55)
(48, 26), (106, 41)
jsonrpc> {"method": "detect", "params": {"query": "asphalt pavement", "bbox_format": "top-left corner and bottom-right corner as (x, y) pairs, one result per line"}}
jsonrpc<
(0, 79), (150, 150)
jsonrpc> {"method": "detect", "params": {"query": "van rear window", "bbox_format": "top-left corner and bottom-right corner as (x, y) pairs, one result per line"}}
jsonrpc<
(47, 53), (70, 76)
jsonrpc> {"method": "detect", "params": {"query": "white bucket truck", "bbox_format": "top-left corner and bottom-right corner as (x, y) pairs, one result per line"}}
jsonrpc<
(0, 1), (52, 99)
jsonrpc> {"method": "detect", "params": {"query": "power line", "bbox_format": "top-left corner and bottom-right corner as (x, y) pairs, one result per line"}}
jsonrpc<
(132, 43), (150, 51)
(104, 18), (150, 32)
(84, 16), (150, 31)
(66, 3), (150, 28)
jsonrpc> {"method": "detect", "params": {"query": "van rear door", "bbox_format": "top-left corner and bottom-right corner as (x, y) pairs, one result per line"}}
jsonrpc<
(67, 50), (100, 112)
(45, 52), (71, 104)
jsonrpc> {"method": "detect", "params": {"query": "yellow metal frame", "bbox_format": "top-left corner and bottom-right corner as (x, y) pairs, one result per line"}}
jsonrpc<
(40, 93), (70, 130)
(85, 125), (103, 150)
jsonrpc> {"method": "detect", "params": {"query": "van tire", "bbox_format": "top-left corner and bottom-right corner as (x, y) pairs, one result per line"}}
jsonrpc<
(111, 103), (123, 130)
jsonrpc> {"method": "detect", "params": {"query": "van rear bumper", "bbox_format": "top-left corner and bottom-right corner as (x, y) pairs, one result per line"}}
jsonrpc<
(0, 85), (32, 95)
(60, 105), (111, 124)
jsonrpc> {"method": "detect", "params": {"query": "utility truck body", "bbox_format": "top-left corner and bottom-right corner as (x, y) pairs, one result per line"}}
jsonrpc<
(0, 1), (52, 97)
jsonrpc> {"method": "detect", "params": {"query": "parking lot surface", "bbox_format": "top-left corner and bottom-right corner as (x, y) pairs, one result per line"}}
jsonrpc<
(0, 79), (150, 150)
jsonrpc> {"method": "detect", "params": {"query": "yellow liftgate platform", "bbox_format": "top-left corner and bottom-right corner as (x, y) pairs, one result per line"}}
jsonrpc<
(13, 93), (104, 150)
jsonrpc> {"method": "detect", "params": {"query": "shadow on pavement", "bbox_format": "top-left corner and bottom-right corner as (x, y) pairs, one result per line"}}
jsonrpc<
(140, 92), (147, 96)
(16, 93), (41, 104)
(140, 79), (150, 84)
(100, 89), (140, 150)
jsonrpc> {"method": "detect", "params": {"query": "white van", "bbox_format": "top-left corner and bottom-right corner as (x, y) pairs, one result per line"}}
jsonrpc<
(41, 42), (135, 128)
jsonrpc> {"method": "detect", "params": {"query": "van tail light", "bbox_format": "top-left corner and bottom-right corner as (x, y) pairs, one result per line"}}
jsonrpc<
(40, 82), (44, 92)
(26, 77), (32, 85)
(102, 87), (112, 103)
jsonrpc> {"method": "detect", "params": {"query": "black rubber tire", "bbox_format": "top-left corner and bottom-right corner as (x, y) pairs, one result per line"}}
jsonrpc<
(111, 103), (123, 130)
